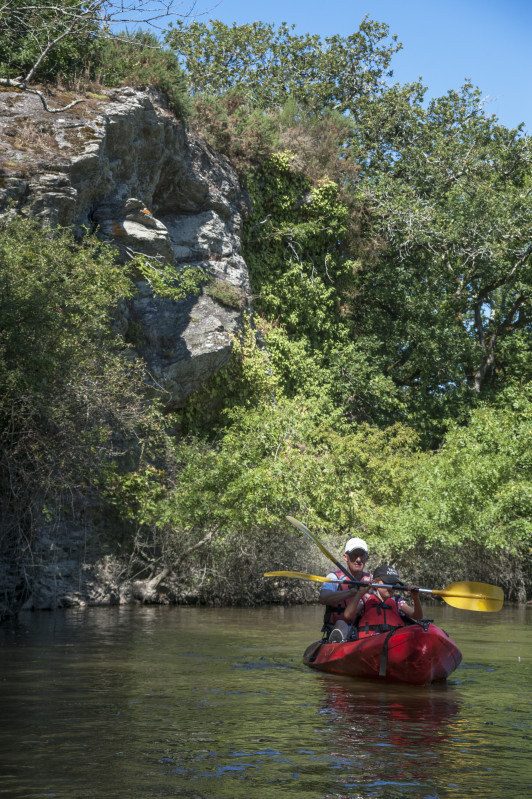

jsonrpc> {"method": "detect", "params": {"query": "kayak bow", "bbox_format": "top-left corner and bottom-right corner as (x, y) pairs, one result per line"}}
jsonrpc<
(303, 622), (462, 685)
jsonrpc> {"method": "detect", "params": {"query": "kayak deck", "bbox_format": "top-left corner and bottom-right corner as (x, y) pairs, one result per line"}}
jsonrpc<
(303, 623), (462, 685)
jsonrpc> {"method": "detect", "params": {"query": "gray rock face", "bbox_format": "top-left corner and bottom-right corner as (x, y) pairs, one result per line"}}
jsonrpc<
(0, 86), (251, 409)
(0, 86), (255, 613)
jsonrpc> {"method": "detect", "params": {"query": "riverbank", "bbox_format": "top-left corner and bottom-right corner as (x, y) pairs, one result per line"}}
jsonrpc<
(3, 521), (530, 621)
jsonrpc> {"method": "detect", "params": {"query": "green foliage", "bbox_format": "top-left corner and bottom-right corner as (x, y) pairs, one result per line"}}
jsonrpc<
(132, 256), (209, 301)
(258, 321), (337, 413)
(105, 464), (168, 529)
(386, 392), (532, 555)
(175, 313), (281, 436)
(191, 91), (280, 173)
(244, 152), (354, 347)
(0, 217), (171, 573)
(206, 279), (245, 310)
(327, 339), (406, 428)
(0, 216), (132, 394)
(348, 82), (532, 441)
(0, 0), (99, 82)
(166, 18), (401, 113)
(91, 31), (191, 119)
(149, 398), (420, 561)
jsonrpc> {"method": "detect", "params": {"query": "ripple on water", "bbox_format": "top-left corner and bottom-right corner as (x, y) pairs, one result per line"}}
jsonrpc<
(0, 604), (531, 799)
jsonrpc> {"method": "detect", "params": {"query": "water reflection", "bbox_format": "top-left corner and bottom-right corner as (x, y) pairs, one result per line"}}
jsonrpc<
(1, 604), (531, 799)
(318, 675), (461, 795)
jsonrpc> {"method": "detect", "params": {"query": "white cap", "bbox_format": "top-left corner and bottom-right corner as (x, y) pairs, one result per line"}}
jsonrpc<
(344, 537), (368, 554)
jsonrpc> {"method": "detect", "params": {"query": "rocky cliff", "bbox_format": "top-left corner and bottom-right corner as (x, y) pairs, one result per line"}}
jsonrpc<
(0, 86), (253, 612)
(0, 85), (251, 410)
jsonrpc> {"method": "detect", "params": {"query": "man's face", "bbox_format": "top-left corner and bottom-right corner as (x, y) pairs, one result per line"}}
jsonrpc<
(344, 548), (368, 576)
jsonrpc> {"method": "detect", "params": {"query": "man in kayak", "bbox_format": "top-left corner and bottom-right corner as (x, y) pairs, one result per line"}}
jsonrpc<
(329, 564), (423, 643)
(318, 536), (372, 640)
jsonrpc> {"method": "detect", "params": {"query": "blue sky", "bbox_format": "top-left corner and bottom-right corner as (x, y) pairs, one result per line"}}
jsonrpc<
(185, 0), (531, 132)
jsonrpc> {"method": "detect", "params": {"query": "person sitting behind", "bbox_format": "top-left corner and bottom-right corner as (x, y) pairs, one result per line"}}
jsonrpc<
(329, 564), (423, 643)
(318, 536), (371, 639)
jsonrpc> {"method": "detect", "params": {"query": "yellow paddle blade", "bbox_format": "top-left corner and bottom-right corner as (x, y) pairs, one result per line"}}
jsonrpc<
(265, 571), (504, 612)
(283, 517), (504, 613)
(286, 515), (339, 564)
(264, 570), (344, 584)
(432, 581), (504, 612)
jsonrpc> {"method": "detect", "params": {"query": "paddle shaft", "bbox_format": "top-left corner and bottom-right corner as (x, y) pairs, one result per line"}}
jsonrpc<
(286, 515), (357, 584)
(308, 577), (493, 602)
(321, 577), (418, 594)
(284, 516), (504, 610)
(332, 580), (501, 603)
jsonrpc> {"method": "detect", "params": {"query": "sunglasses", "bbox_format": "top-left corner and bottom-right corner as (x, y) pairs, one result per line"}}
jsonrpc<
(347, 550), (368, 562)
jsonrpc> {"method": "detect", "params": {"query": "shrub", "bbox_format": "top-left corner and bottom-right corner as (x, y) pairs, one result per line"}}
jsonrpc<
(206, 279), (245, 310)
(90, 31), (191, 119)
(0, 217), (170, 591)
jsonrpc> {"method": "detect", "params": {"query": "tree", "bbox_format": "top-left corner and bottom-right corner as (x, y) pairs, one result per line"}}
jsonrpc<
(382, 389), (532, 600)
(0, 0), (196, 111)
(344, 82), (532, 439)
(0, 216), (196, 596)
(166, 17), (401, 112)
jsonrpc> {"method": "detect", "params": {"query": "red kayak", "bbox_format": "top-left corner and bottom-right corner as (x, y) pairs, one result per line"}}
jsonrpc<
(303, 622), (462, 685)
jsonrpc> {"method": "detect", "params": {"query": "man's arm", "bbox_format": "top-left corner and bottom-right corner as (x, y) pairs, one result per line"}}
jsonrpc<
(342, 585), (368, 621)
(319, 575), (371, 609)
(319, 584), (363, 606)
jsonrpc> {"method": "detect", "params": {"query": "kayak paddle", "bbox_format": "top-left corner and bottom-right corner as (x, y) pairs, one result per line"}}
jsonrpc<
(282, 514), (505, 612)
(264, 570), (503, 612)
(286, 515), (355, 583)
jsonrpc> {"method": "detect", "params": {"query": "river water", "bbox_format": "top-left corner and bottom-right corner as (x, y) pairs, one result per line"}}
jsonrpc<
(0, 603), (531, 799)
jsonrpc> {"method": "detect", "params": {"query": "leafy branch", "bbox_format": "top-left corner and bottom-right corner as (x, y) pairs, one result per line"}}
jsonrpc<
(0, 0), (201, 111)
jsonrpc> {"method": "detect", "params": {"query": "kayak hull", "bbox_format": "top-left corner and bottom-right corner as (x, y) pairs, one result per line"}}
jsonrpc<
(303, 623), (462, 685)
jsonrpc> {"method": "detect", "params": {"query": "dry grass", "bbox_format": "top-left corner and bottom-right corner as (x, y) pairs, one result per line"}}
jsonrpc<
(11, 118), (60, 154)
(37, 84), (106, 117)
